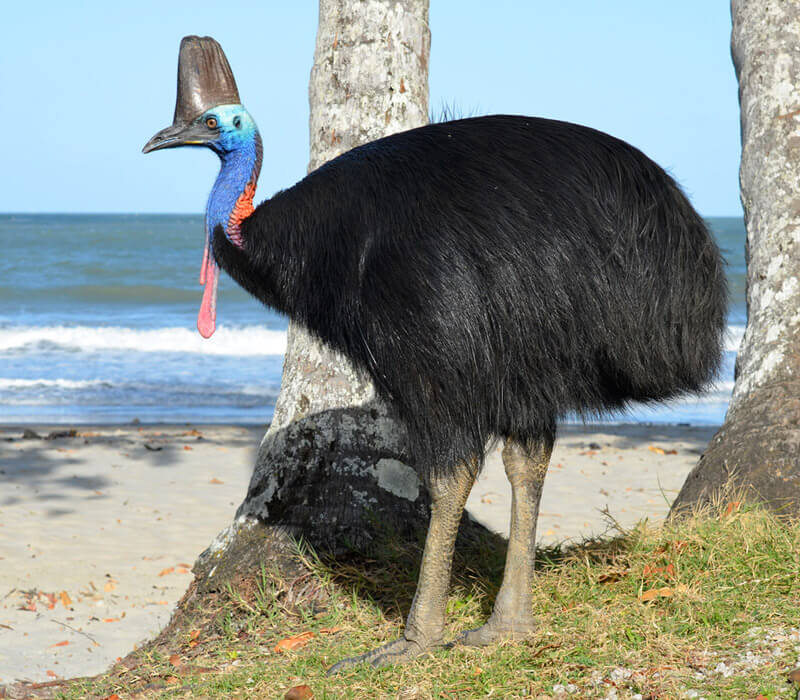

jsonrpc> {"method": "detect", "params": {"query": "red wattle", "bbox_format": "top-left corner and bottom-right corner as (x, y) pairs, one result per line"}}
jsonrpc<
(197, 254), (218, 338)
(200, 235), (210, 285)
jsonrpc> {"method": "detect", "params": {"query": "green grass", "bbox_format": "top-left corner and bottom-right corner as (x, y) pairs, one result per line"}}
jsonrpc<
(56, 502), (800, 699)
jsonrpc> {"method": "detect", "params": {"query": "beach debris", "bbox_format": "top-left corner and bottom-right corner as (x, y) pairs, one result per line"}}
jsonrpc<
(274, 631), (315, 653)
(22, 428), (42, 440)
(50, 640), (70, 647)
(647, 445), (678, 455)
(209, 477), (224, 484)
(45, 429), (77, 440)
(144, 443), (163, 451)
(285, 684), (314, 699)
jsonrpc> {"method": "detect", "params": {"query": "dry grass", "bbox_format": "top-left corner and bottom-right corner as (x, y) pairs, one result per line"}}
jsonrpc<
(51, 501), (800, 699)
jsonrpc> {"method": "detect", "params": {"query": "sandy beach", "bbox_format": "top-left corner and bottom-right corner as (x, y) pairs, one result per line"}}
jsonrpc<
(0, 422), (716, 684)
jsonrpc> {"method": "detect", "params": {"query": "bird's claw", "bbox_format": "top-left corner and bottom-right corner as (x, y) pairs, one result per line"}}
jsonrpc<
(452, 616), (537, 648)
(327, 636), (435, 674)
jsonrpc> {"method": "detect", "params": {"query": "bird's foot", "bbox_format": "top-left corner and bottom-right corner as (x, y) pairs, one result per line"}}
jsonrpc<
(454, 614), (537, 647)
(327, 636), (439, 674)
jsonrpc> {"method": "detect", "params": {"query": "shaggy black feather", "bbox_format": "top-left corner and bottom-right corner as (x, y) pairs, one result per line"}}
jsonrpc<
(213, 115), (727, 480)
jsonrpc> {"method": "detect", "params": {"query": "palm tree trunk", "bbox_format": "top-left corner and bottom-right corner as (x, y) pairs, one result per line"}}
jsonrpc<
(671, 0), (800, 515)
(194, 0), (432, 589)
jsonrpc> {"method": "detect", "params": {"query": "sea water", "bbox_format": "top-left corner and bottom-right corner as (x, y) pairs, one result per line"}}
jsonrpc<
(0, 214), (745, 425)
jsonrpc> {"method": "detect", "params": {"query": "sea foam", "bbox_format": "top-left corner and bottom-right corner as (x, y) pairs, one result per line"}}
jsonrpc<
(0, 325), (287, 356)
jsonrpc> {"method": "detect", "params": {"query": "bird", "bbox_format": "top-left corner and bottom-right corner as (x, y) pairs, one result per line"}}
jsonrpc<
(144, 36), (727, 671)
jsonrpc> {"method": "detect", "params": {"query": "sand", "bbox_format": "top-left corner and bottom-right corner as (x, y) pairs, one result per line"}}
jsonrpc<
(0, 422), (716, 684)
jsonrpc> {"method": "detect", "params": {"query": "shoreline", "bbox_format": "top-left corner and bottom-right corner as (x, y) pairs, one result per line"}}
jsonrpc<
(0, 421), (716, 684)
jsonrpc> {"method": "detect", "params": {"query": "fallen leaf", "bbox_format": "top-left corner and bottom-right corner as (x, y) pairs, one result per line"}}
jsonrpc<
(165, 675), (180, 685)
(639, 587), (674, 602)
(643, 563), (676, 579)
(169, 653), (182, 667)
(183, 445), (193, 451)
(319, 627), (343, 634)
(158, 567), (175, 576)
(103, 617), (120, 623)
(175, 566), (191, 574)
(104, 580), (117, 592)
(60, 591), (72, 607)
(648, 445), (666, 455)
(274, 631), (315, 653)
(46, 670), (58, 678)
(284, 685), (314, 700)
(189, 629), (201, 641)
(724, 501), (742, 517)
(209, 477), (224, 484)
(178, 562), (191, 568)
(50, 640), (70, 647)
(101, 695), (121, 700)
(597, 568), (629, 583)
(473, 666), (483, 675)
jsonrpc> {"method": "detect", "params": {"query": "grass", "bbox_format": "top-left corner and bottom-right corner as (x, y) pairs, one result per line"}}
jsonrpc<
(52, 502), (800, 699)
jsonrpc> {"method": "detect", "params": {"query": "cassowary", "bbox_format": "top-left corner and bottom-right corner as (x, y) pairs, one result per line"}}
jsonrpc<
(144, 36), (726, 670)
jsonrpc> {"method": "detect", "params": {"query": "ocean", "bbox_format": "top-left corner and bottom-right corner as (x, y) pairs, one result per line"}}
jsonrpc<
(0, 214), (745, 426)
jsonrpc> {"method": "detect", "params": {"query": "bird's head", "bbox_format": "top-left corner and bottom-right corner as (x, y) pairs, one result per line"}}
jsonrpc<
(142, 103), (258, 157)
(143, 36), (262, 339)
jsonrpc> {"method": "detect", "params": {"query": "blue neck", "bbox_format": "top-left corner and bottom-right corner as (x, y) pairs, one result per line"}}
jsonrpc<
(206, 133), (262, 241)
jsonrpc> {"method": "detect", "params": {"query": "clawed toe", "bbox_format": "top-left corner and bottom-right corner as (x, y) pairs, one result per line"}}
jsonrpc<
(327, 636), (435, 674)
(453, 617), (537, 648)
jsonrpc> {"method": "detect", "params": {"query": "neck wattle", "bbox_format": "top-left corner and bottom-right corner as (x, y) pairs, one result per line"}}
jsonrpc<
(197, 133), (263, 338)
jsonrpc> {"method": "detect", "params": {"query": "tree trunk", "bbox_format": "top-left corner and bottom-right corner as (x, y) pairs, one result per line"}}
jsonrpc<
(194, 0), (432, 590)
(671, 0), (800, 515)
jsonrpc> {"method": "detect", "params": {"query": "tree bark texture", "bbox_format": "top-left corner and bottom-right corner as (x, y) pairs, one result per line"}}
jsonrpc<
(672, 0), (800, 515)
(195, 0), (431, 589)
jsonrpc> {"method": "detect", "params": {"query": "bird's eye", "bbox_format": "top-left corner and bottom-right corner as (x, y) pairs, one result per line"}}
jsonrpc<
(205, 116), (218, 129)
(233, 116), (242, 129)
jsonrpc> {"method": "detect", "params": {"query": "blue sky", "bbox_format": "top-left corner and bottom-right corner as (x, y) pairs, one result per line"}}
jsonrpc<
(2, 1), (740, 215)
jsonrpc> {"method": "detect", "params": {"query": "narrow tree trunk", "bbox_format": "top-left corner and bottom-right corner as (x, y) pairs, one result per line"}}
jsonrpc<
(194, 0), (432, 589)
(671, 0), (800, 515)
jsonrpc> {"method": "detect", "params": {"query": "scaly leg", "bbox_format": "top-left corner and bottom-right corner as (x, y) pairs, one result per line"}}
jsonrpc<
(458, 436), (552, 646)
(328, 463), (476, 673)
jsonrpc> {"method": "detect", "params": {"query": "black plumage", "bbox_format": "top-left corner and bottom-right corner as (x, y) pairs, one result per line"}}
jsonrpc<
(213, 114), (727, 479)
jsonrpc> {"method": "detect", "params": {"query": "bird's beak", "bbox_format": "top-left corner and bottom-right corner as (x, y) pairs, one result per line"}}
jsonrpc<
(142, 122), (212, 154)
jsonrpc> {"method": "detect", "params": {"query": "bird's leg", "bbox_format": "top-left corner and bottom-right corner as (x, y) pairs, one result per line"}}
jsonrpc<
(457, 437), (552, 646)
(328, 463), (476, 673)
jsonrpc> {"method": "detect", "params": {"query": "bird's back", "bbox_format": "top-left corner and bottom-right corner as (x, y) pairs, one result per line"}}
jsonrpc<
(234, 115), (727, 475)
